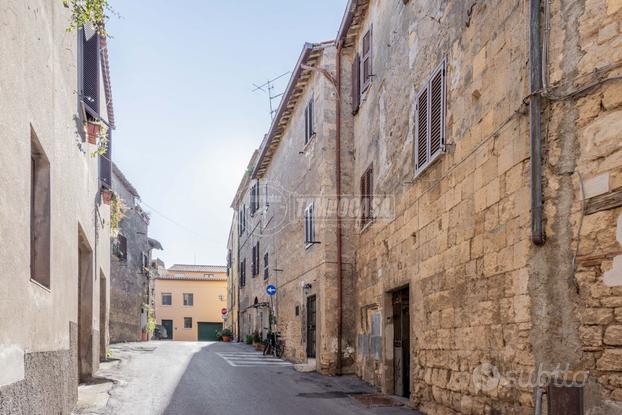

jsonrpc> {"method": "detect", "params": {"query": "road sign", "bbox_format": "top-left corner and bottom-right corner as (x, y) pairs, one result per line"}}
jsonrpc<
(221, 308), (228, 315)
(266, 284), (277, 296)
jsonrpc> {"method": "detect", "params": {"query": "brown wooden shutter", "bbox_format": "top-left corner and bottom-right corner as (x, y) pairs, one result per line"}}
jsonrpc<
(429, 65), (444, 157)
(82, 27), (100, 115)
(352, 54), (361, 115)
(415, 86), (429, 170)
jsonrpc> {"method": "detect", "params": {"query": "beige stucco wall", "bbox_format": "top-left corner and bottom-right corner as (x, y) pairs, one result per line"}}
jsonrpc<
(0, 0), (111, 395)
(154, 276), (228, 341)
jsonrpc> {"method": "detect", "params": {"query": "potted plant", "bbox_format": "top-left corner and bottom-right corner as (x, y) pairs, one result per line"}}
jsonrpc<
(86, 121), (100, 144)
(245, 335), (253, 345)
(252, 331), (262, 349)
(221, 328), (233, 342)
(102, 188), (113, 205)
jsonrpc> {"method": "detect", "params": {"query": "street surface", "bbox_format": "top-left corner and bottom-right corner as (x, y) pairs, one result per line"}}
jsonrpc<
(73, 341), (421, 415)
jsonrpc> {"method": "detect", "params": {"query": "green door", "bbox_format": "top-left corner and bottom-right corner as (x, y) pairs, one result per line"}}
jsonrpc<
(162, 320), (173, 340)
(197, 322), (222, 341)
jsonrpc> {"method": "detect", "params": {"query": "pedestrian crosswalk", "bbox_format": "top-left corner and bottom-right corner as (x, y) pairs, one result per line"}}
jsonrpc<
(216, 351), (293, 367)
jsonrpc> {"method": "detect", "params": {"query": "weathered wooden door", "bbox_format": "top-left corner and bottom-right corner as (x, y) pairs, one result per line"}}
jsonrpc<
(306, 295), (317, 358)
(393, 287), (410, 398)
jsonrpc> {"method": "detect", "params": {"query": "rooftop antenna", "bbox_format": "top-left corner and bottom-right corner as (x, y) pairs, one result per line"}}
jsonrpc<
(252, 71), (290, 120)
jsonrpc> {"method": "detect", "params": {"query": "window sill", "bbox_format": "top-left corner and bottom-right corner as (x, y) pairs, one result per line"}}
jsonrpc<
(303, 133), (317, 151)
(414, 150), (445, 179)
(30, 278), (51, 292)
(360, 219), (375, 234)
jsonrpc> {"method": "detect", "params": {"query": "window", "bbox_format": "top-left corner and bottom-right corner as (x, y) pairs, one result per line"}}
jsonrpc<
(30, 128), (51, 288)
(142, 252), (149, 271)
(361, 28), (373, 91)
(204, 273), (215, 278)
(304, 203), (315, 248)
(240, 258), (246, 287)
(239, 204), (246, 236)
(183, 293), (194, 306)
(184, 317), (192, 329)
(251, 241), (260, 277)
(265, 183), (269, 207)
(79, 26), (100, 116)
(114, 234), (127, 261)
(415, 60), (446, 175)
(218, 294), (224, 301)
(162, 293), (172, 306)
(263, 252), (269, 280)
(295, 305), (300, 316)
(304, 95), (314, 144)
(361, 165), (374, 228)
(250, 182), (259, 215)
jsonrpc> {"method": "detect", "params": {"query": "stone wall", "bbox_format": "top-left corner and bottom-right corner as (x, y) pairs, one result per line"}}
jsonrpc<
(109, 168), (152, 343)
(343, 0), (622, 414)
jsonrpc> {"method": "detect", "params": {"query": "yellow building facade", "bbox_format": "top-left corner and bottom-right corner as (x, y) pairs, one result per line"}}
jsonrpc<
(154, 264), (227, 341)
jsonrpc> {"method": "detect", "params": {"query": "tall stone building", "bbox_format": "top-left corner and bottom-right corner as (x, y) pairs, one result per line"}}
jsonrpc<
(109, 164), (162, 343)
(226, 214), (240, 339)
(336, 0), (622, 414)
(0, 2), (115, 413)
(232, 43), (358, 374)
(229, 0), (622, 413)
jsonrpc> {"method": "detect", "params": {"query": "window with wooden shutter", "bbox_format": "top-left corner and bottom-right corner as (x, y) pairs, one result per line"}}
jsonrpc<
(352, 54), (361, 115)
(414, 60), (446, 175)
(361, 165), (374, 228)
(361, 27), (373, 91)
(263, 252), (269, 280)
(99, 129), (112, 189)
(240, 258), (246, 287)
(250, 182), (259, 215)
(81, 26), (100, 116)
(304, 96), (314, 145)
(304, 203), (315, 247)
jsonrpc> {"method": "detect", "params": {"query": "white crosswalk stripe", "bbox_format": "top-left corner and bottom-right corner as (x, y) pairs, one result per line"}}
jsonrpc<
(216, 351), (292, 367)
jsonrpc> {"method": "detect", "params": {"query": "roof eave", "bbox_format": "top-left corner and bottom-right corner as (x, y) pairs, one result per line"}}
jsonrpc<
(251, 43), (316, 180)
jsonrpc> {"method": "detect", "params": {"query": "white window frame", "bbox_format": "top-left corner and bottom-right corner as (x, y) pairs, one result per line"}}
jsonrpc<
(183, 293), (194, 307)
(161, 293), (172, 306)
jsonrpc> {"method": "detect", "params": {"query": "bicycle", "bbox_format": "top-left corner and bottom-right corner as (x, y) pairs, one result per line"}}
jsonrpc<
(263, 331), (284, 358)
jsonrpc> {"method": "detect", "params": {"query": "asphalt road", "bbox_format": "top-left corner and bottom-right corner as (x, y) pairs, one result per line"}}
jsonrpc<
(84, 341), (421, 415)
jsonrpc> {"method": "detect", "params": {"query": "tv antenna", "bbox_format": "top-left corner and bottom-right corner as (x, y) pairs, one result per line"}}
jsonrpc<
(252, 71), (290, 120)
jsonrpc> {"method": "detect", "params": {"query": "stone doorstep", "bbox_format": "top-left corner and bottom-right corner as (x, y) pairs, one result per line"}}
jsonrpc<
(73, 380), (115, 414)
(294, 358), (317, 372)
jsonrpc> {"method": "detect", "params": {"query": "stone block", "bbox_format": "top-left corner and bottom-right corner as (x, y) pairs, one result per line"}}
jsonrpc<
(607, 0), (622, 15)
(598, 349), (622, 370)
(579, 307), (614, 325)
(604, 325), (622, 345)
(603, 82), (622, 110)
(579, 325), (603, 347)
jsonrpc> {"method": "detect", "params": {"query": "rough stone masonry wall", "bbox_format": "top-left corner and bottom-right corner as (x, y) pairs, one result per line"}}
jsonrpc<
(531, 0), (622, 414)
(110, 173), (151, 343)
(350, 1), (534, 414)
(349, 0), (622, 414)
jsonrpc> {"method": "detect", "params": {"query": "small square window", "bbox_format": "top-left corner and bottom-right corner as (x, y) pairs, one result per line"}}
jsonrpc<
(184, 317), (192, 329)
(183, 293), (194, 306)
(162, 293), (172, 306)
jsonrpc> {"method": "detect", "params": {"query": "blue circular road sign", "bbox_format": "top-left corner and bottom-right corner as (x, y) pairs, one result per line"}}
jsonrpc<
(266, 284), (277, 296)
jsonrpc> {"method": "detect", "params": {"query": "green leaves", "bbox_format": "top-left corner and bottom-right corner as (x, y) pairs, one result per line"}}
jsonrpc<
(64, 0), (113, 37)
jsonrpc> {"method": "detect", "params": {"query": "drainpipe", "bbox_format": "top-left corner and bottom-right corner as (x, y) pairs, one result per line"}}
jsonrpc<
(335, 39), (344, 376)
(529, 0), (545, 245)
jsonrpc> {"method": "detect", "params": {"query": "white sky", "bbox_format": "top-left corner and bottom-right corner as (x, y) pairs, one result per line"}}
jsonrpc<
(107, 1), (347, 266)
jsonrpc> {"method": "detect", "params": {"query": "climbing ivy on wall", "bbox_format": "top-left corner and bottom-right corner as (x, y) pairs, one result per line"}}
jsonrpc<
(63, 0), (114, 36)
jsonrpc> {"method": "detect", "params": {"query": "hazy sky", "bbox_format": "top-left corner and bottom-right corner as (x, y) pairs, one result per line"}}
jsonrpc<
(107, 1), (347, 266)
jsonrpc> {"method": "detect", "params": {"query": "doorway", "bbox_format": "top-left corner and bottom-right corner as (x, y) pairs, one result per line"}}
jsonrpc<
(162, 319), (173, 340)
(78, 231), (93, 380)
(392, 287), (410, 398)
(306, 295), (317, 358)
(198, 322), (222, 341)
